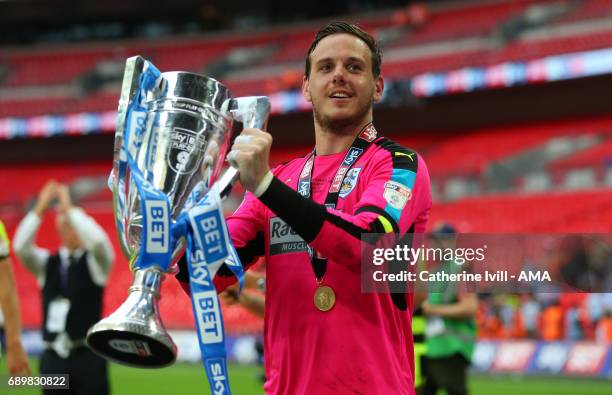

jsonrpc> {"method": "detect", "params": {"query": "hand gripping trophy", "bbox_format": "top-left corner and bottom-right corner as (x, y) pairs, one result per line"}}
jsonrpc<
(86, 56), (270, 394)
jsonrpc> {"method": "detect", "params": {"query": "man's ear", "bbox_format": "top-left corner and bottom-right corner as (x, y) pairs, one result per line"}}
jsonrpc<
(302, 76), (311, 102)
(373, 75), (384, 102)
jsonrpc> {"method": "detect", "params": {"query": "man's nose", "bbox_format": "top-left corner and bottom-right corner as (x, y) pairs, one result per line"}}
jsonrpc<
(332, 65), (346, 84)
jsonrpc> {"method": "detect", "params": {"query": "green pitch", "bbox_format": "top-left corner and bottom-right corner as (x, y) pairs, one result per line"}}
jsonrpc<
(2, 358), (611, 394)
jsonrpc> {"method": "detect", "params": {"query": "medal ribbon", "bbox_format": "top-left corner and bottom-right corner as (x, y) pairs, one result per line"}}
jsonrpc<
(297, 123), (379, 280)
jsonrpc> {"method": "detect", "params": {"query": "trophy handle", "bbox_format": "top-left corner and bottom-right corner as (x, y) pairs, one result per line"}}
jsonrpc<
(218, 96), (271, 199)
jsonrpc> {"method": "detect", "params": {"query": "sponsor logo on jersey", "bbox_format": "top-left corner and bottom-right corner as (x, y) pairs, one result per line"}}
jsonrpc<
(269, 217), (308, 255)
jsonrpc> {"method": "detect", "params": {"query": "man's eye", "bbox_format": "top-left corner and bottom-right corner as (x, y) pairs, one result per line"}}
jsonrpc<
(320, 64), (332, 72)
(348, 64), (363, 72)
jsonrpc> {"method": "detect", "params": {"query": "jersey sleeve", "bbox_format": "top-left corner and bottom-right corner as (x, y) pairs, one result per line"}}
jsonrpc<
(258, 140), (431, 270)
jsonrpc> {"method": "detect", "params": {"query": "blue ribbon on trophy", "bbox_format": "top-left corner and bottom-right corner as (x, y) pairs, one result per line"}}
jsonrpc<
(121, 61), (175, 273)
(181, 184), (244, 395)
(86, 56), (270, 395)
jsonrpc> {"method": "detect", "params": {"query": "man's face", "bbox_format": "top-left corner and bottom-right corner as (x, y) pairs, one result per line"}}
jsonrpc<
(302, 33), (383, 132)
(56, 214), (82, 251)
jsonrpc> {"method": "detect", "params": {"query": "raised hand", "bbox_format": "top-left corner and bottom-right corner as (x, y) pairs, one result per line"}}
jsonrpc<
(33, 180), (58, 217)
(227, 128), (273, 192)
(56, 184), (73, 213)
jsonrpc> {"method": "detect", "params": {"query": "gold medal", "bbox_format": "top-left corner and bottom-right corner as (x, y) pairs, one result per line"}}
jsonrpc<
(314, 285), (336, 312)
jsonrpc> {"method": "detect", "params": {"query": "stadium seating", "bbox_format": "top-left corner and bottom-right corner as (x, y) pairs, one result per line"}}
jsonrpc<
(2, 0), (612, 116)
(430, 189), (612, 233)
(0, 97), (70, 118)
(1, 51), (107, 87)
(549, 137), (612, 172)
(389, 0), (535, 47)
(554, 0), (612, 24)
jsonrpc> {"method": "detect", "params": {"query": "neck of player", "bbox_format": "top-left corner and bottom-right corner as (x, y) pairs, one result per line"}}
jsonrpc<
(314, 119), (372, 156)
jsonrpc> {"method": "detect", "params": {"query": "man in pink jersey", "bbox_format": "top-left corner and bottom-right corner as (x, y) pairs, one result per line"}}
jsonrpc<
(177, 21), (431, 394)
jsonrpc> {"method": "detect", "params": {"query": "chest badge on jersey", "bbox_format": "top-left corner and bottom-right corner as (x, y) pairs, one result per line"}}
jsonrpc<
(383, 181), (412, 210)
(339, 167), (361, 199)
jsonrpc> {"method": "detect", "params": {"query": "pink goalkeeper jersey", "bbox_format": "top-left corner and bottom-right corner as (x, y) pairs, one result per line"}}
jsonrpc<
(216, 135), (431, 395)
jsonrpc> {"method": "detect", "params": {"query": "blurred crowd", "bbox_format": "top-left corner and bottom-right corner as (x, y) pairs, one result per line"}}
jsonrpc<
(477, 293), (612, 343)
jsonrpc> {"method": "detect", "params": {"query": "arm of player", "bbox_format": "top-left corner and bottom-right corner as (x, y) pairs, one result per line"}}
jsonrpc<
(0, 256), (32, 375)
(220, 283), (265, 319)
(13, 212), (50, 285)
(57, 184), (115, 273)
(13, 181), (57, 284)
(257, 144), (432, 270)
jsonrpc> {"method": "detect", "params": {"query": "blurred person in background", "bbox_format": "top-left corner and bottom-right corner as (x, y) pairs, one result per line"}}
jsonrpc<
(220, 270), (266, 383)
(596, 309), (612, 343)
(0, 219), (31, 375)
(422, 223), (477, 395)
(520, 293), (541, 339)
(220, 270), (266, 318)
(13, 180), (114, 395)
(177, 21), (431, 395)
(412, 304), (427, 394)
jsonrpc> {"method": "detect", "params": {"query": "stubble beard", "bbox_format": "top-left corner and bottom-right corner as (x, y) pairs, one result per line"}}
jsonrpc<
(312, 97), (372, 135)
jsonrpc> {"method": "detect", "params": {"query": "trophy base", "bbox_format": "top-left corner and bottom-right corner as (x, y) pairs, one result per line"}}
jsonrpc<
(86, 268), (177, 368)
(87, 328), (176, 368)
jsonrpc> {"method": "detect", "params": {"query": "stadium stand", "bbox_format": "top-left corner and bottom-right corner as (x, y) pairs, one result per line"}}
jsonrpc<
(2, 0), (612, 116)
(1, 0), (611, 355)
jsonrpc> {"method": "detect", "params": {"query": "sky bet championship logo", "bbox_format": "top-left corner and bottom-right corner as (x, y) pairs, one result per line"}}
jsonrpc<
(168, 127), (202, 174)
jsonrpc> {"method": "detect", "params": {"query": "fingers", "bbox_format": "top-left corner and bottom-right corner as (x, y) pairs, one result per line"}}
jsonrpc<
(40, 180), (58, 198)
(227, 129), (272, 167)
(56, 184), (72, 211)
(10, 363), (31, 376)
(234, 135), (253, 145)
(229, 138), (270, 161)
(227, 128), (272, 191)
(35, 180), (60, 215)
(8, 354), (31, 375)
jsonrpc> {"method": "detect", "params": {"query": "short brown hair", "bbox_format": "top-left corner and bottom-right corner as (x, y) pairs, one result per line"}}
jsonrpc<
(304, 21), (382, 78)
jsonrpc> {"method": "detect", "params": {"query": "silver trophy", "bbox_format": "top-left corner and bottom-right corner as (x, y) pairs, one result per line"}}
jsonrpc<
(86, 56), (270, 368)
